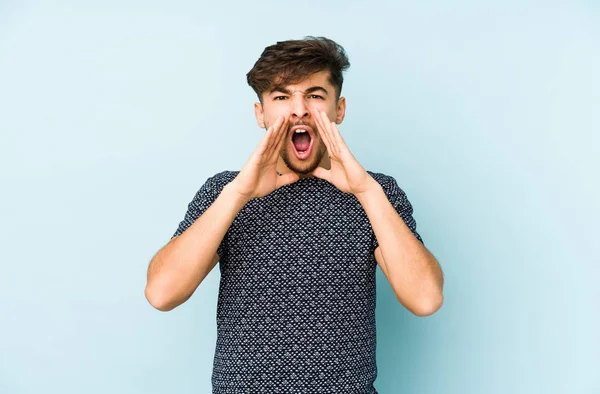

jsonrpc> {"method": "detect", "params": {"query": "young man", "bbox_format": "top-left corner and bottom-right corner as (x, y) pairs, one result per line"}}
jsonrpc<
(146, 36), (444, 393)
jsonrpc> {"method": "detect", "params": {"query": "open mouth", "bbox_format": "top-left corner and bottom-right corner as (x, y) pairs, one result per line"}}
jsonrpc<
(290, 125), (314, 160)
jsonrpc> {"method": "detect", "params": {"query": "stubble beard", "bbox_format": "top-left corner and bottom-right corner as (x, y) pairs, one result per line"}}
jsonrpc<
(280, 138), (327, 175)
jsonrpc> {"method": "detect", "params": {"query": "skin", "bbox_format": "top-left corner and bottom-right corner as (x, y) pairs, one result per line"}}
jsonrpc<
(228, 69), (444, 316)
(146, 63), (443, 315)
(253, 70), (345, 179)
(146, 69), (444, 315)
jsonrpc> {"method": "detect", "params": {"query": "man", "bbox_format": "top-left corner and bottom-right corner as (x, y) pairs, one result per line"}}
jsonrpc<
(145, 36), (444, 393)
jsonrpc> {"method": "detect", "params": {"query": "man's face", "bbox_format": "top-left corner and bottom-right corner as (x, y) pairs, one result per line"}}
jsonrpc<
(254, 70), (346, 175)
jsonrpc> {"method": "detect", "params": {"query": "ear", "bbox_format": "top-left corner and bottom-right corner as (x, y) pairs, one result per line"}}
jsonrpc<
(335, 96), (346, 124)
(254, 102), (265, 128)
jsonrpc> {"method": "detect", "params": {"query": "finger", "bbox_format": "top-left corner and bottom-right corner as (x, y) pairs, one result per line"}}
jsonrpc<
(320, 111), (338, 157)
(271, 115), (289, 159)
(265, 115), (284, 153)
(276, 172), (300, 189)
(260, 118), (278, 156)
(313, 109), (334, 157)
(268, 117), (289, 162)
(318, 110), (339, 158)
(329, 121), (357, 164)
(255, 121), (277, 157)
(330, 121), (347, 152)
(312, 166), (332, 183)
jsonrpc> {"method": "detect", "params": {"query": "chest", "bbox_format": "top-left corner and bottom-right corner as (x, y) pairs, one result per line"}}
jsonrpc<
(228, 191), (373, 254)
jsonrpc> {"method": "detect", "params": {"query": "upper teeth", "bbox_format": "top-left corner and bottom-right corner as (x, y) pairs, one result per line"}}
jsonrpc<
(295, 129), (308, 133)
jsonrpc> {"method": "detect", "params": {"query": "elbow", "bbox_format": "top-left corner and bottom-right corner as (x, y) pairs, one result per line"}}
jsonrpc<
(412, 264), (444, 317)
(145, 284), (176, 312)
(412, 293), (444, 317)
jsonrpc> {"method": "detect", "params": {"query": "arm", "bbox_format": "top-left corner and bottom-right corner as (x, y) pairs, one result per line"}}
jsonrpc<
(309, 109), (443, 316)
(356, 180), (444, 317)
(145, 183), (250, 312)
(145, 115), (296, 312)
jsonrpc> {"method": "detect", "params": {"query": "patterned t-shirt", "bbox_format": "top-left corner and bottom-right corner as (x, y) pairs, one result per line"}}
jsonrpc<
(172, 170), (423, 394)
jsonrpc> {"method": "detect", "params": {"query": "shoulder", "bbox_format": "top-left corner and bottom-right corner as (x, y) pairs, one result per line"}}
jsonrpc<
(366, 170), (413, 205)
(191, 170), (239, 201)
(206, 170), (240, 188)
(366, 170), (400, 190)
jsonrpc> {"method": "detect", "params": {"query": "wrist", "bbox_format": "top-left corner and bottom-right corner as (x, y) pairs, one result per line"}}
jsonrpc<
(223, 182), (252, 206)
(354, 178), (383, 203)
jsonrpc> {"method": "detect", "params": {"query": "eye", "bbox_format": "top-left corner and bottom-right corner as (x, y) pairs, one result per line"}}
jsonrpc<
(309, 95), (324, 99)
(274, 96), (288, 101)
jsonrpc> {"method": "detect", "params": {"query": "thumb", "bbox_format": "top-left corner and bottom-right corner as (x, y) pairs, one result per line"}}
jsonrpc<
(276, 173), (300, 189)
(312, 167), (331, 182)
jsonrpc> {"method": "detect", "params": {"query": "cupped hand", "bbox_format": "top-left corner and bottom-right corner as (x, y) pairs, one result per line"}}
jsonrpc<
(230, 115), (299, 199)
(311, 109), (377, 195)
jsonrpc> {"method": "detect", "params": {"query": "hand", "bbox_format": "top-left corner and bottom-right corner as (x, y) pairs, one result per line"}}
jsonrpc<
(312, 110), (377, 195)
(229, 115), (299, 199)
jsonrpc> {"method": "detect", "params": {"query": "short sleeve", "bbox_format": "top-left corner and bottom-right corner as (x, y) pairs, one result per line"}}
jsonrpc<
(171, 174), (228, 258)
(372, 177), (424, 251)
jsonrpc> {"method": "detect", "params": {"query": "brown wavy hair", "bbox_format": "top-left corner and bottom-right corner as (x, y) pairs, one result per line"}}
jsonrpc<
(247, 36), (350, 103)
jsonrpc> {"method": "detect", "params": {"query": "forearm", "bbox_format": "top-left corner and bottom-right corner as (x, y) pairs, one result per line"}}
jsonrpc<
(145, 183), (250, 311)
(356, 180), (443, 316)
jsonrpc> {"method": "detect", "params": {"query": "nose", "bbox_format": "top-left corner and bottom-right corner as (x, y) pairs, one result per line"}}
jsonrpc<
(290, 94), (310, 120)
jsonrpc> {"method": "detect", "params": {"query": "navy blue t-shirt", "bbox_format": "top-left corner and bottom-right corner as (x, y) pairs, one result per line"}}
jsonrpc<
(173, 170), (423, 393)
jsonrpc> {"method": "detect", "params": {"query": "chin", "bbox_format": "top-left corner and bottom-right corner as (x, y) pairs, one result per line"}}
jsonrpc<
(282, 146), (324, 175)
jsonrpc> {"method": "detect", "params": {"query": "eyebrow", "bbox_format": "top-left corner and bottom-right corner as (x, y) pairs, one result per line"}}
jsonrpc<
(269, 86), (329, 96)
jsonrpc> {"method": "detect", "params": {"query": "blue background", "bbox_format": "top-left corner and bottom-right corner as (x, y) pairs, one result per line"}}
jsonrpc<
(1, 1), (598, 393)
